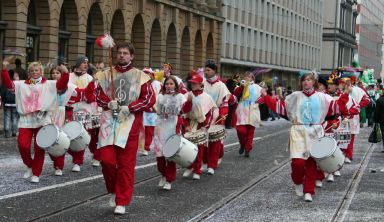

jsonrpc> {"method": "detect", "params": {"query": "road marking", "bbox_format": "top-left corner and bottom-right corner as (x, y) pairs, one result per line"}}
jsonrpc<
(0, 130), (288, 201)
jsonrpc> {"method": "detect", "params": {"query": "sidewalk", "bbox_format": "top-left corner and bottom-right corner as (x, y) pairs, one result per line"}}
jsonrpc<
(205, 127), (384, 222)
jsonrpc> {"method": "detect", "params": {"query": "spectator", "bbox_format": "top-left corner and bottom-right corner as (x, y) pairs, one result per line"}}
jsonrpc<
(13, 59), (27, 80)
(0, 70), (19, 137)
(373, 91), (384, 152)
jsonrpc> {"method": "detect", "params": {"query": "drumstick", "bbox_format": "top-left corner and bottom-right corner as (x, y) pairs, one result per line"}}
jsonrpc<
(324, 120), (340, 132)
(214, 115), (227, 125)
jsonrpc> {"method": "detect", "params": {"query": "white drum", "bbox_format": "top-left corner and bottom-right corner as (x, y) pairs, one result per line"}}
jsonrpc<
(62, 121), (91, 152)
(163, 134), (198, 168)
(36, 124), (70, 157)
(310, 137), (345, 173)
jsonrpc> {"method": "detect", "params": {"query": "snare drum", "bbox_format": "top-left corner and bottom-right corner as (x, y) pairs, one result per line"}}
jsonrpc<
(335, 131), (351, 149)
(163, 134), (198, 168)
(74, 111), (91, 129)
(310, 137), (345, 173)
(89, 113), (101, 129)
(208, 125), (226, 142)
(36, 124), (70, 157)
(184, 130), (207, 145)
(62, 121), (91, 152)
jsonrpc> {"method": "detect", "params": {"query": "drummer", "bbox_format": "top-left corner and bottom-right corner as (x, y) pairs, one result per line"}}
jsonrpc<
(1, 59), (70, 183)
(261, 70), (359, 202)
(232, 71), (262, 157)
(203, 60), (231, 174)
(152, 76), (186, 190)
(182, 73), (216, 180)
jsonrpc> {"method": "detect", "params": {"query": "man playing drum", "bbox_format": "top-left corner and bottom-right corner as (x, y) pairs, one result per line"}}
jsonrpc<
(262, 70), (359, 202)
(1, 59), (70, 183)
(85, 42), (155, 215)
(203, 59), (231, 174)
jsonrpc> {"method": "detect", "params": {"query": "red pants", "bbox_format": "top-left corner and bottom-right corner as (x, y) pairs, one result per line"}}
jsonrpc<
(157, 157), (176, 182)
(49, 154), (65, 170)
(18, 128), (45, 176)
(144, 126), (155, 151)
(236, 125), (255, 151)
(99, 133), (139, 206)
(88, 128), (100, 160)
(203, 140), (222, 169)
(219, 142), (224, 159)
(342, 134), (355, 159)
(188, 144), (205, 174)
(291, 157), (317, 195)
(316, 168), (325, 181)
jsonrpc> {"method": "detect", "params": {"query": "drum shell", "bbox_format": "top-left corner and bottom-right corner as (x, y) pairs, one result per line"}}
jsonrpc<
(310, 137), (345, 173)
(62, 121), (91, 152)
(184, 131), (207, 145)
(164, 135), (198, 168)
(208, 125), (225, 142)
(48, 130), (70, 157)
(36, 124), (70, 157)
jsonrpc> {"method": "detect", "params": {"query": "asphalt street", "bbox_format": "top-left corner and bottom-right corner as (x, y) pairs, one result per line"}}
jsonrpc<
(0, 117), (383, 222)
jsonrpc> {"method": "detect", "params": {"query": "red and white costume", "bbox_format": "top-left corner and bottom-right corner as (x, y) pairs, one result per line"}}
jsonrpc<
(85, 64), (155, 206)
(1, 68), (69, 177)
(264, 90), (358, 195)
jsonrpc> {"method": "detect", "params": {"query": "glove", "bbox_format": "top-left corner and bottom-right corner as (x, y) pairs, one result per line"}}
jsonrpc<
(108, 100), (119, 111)
(118, 106), (130, 120)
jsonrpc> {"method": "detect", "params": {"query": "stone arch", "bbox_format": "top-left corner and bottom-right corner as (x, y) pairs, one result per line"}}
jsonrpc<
(110, 9), (126, 64)
(180, 27), (191, 75)
(206, 32), (214, 61)
(131, 14), (146, 68)
(149, 19), (162, 69)
(194, 30), (203, 68)
(86, 3), (104, 63)
(166, 23), (178, 73)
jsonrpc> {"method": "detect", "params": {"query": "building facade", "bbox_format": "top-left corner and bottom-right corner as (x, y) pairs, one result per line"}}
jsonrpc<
(221, 0), (324, 88)
(0, 0), (223, 76)
(356, 0), (384, 79)
(322, 0), (358, 75)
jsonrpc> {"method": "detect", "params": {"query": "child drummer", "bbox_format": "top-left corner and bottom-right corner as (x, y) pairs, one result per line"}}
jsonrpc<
(152, 76), (186, 190)
(182, 73), (216, 180)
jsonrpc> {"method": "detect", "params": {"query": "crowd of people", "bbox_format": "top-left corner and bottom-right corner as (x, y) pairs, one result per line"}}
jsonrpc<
(0, 40), (383, 215)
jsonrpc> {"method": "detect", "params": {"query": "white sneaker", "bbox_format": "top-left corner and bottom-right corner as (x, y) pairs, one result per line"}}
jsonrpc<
(304, 193), (313, 202)
(207, 168), (215, 175)
(315, 180), (323, 188)
(344, 157), (352, 164)
(334, 170), (341, 177)
(109, 194), (116, 207)
(114, 205), (126, 215)
(158, 176), (166, 187)
(30, 175), (39, 183)
(54, 169), (63, 176)
(201, 164), (208, 173)
(294, 184), (304, 197)
(327, 174), (334, 182)
(72, 164), (81, 172)
(23, 168), (32, 179)
(192, 173), (200, 180)
(163, 182), (172, 190)
(141, 150), (149, 156)
(183, 169), (193, 178)
(92, 159), (100, 167)
(217, 158), (222, 165)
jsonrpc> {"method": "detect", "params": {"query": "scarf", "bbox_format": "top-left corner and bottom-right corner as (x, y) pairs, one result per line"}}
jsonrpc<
(115, 62), (132, 73)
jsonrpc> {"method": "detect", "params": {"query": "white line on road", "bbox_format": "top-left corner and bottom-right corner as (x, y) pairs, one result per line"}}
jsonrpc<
(0, 130), (287, 201)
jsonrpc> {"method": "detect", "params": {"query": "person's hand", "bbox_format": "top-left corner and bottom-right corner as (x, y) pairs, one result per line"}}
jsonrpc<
(2, 56), (13, 68)
(57, 64), (68, 74)
(185, 126), (191, 132)
(261, 88), (268, 97)
(118, 106), (130, 120)
(108, 100), (120, 111)
(187, 93), (193, 102)
(332, 123), (338, 129)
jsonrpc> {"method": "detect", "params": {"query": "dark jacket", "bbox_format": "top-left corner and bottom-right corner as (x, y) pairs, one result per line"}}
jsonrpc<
(0, 85), (15, 105)
(374, 95), (384, 124)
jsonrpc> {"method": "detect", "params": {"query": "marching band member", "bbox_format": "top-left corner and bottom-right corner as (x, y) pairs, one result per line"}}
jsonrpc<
(142, 67), (162, 156)
(203, 60), (231, 174)
(182, 74), (216, 180)
(338, 76), (370, 163)
(1, 59), (69, 183)
(233, 71), (262, 157)
(85, 42), (155, 214)
(153, 76), (186, 190)
(163, 63), (187, 94)
(262, 70), (359, 202)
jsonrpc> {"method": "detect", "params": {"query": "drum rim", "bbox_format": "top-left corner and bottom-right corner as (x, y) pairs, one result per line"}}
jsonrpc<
(62, 121), (87, 139)
(309, 136), (338, 159)
(36, 124), (60, 148)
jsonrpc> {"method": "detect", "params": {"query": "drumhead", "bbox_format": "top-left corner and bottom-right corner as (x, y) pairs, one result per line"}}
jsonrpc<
(163, 134), (181, 158)
(310, 137), (337, 158)
(36, 124), (59, 148)
(62, 121), (83, 139)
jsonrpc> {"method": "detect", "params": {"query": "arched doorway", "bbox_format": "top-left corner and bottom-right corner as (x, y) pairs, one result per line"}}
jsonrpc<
(59, 0), (79, 64)
(26, 0), (42, 63)
(166, 23), (178, 72)
(86, 3), (104, 63)
(0, 1), (6, 61)
(206, 33), (214, 61)
(149, 19), (162, 69)
(111, 10), (125, 63)
(131, 15), (145, 68)
(194, 30), (203, 68)
(180, 27), (191, 75)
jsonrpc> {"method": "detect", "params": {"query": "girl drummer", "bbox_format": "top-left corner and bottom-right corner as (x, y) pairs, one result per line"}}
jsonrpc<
(152, 76), (186, 190)
(262, 70), (359, 202)
(182, 73), (216, 180)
